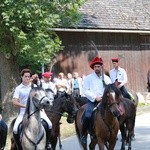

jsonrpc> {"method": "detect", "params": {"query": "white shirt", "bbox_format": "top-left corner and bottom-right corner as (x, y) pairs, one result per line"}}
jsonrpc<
(109, 67), (127, 87)
(13, 83), (31, 115)
(41, 80), (57, 95)
(83, 72), (112, 102)
(55, 78), (68, 92)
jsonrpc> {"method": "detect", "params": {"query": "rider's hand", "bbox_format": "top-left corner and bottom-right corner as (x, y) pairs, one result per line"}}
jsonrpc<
(95, 96), (102, 102)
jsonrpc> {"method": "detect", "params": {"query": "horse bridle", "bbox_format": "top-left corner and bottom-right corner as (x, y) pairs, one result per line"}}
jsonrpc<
(107, 102), (119, 110)
(23, 96), (47, 149)
(98, 101), (119, 142)
(28, 96), (47, 118)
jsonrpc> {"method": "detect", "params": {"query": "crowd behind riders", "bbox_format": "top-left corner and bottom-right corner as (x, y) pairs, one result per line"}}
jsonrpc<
(31, 71), (85, 98)
(30, 56), (132, 101)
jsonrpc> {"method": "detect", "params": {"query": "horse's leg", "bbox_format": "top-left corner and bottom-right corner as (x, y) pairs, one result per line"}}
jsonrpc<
(89, 137), (97, 150)
(126, 123), (134, 150)
(97, 140), (105, 150)
(120, 124), (126, 150)
(10, 137), (17, 150)
(109, 139), (118, 150)
(80, 134), (88, 150)
(50, 136), (58, 150)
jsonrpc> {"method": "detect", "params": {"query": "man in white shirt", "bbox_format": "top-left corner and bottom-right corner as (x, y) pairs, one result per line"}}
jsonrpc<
(109, 58), (131, 100)
(81, 57), (112, 144)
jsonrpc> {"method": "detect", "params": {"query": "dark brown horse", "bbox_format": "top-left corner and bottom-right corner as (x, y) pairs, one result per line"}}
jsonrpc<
(75, 84), (122, 150)
(0, 119), (8, 150)
(45, 90), (78, 150)
(118, 97), (136, 150)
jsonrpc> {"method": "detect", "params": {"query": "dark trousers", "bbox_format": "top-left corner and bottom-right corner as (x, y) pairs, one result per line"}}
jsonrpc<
(120, 86), (131, 100)
(83, 100), (95, 122)
(81, 100), (96, 139)
(73, 88), (80, 98)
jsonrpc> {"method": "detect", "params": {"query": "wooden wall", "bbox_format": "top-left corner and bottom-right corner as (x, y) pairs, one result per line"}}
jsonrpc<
(53, 32), (150, 92)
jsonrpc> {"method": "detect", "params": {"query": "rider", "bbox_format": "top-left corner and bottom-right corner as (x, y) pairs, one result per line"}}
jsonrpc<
(12, 68), (52, 150)
(109, 58), (131, 100)
(81, 57), (112, 144)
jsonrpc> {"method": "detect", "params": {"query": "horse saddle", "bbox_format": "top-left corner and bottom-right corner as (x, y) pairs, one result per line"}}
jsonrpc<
(128, 91), (135, 101)
(17, 122), (23, 137)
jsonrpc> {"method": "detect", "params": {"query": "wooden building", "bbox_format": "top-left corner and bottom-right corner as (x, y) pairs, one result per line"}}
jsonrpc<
(52, 0), (150, 92)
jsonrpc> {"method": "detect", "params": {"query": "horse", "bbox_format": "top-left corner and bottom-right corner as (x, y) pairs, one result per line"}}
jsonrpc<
(10, 86), (54, 150)
(0, 119), (8, 150)
(45, 89), (78, 150)
(75, 83), (122, 150)
(118, 97), (136, 150)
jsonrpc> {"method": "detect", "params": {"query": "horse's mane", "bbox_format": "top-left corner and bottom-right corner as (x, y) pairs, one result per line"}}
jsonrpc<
(53, 92), (69, 106)
(23, 87), (45, 127)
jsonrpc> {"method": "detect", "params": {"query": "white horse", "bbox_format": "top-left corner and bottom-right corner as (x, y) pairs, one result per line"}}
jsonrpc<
(10, 86), (53, 150)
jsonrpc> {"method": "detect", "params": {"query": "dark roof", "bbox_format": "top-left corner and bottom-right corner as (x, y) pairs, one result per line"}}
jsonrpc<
(78, 0), (150, 30)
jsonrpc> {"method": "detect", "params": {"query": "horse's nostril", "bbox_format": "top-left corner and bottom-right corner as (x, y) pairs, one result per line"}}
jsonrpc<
(47, 101), (50, 104)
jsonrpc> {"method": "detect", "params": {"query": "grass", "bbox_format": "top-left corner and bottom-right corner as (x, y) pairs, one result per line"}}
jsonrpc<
(60, 117), (76, 139)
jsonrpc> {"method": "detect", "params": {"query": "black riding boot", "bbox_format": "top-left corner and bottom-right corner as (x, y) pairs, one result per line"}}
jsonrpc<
(41, 119), (52, 150)
(13, 133), (22, 150)
(46, 129), (52, 150)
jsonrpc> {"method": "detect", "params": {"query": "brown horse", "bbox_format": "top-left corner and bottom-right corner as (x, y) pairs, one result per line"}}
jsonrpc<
(75, 84), (122, 150)
(118, 97), (136, 150)
(45, 90), (78, 150)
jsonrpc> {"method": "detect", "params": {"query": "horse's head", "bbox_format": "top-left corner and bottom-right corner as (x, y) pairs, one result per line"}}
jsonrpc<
(102, 84), (122, 117)
(60, 93), (78, 123)
(29, 87), (53, 109)
(45, 88), (55, 105)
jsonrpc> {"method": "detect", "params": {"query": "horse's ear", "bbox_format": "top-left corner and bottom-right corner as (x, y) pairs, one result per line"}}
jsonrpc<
(39, 80), (42, 87)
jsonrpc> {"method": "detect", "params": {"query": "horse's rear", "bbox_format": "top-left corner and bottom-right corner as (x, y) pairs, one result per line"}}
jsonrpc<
(118, 97), (136, 150)
(75, 104), (89, 150)
(0, 120), (8, 150)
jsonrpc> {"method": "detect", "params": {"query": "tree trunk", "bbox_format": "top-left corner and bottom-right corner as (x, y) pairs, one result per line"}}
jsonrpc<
(0, 53), (20, 123)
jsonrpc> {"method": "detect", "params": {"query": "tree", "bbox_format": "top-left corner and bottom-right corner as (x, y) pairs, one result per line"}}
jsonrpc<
(0, 0), (86, 120)
(0, 0), (85, 72)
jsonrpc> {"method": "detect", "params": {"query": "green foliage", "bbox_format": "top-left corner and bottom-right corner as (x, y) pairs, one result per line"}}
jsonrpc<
(0, 0), (85, 72)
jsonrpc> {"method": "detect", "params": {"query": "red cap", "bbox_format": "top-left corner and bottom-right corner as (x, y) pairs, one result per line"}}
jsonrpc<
(42, 72), (53, 78)
(111, 58), (119, 63)
(90, 57), (103, 69)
